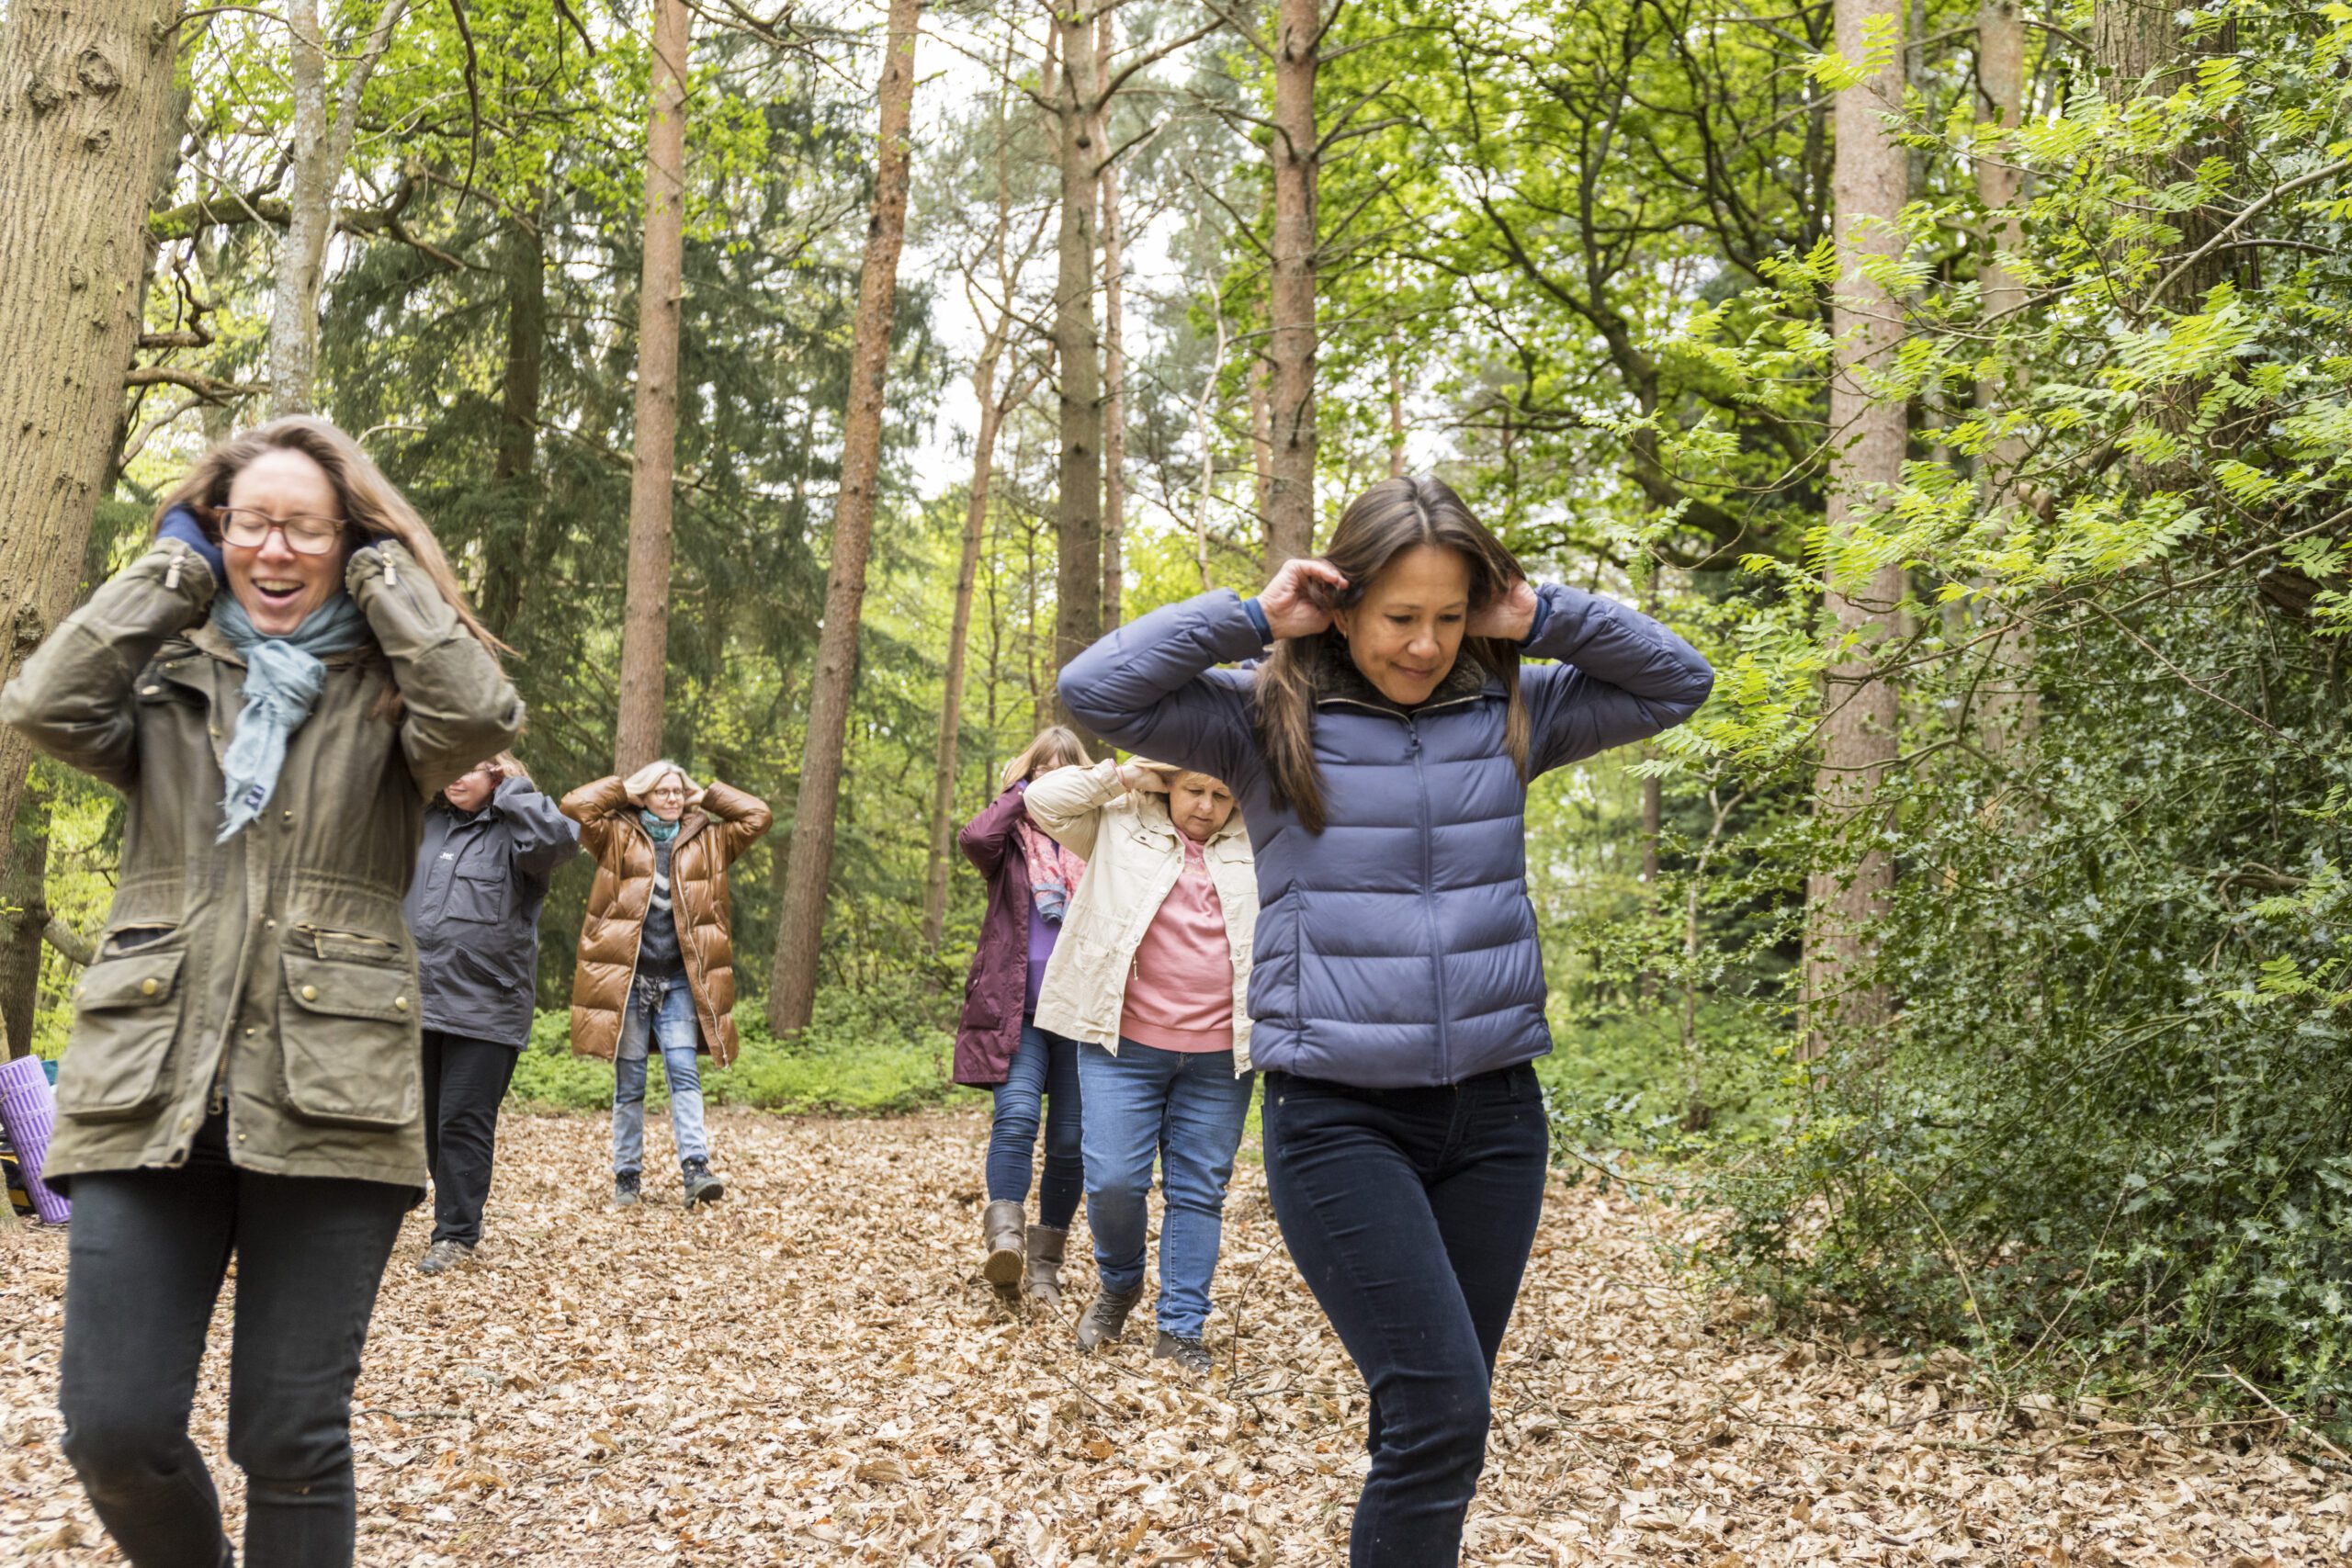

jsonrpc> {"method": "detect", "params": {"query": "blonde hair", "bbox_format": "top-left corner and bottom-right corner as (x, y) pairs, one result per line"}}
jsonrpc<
(159, 416), (506, 659)
(623, 759), (696, 803)
(1000, 725), (1092, 790)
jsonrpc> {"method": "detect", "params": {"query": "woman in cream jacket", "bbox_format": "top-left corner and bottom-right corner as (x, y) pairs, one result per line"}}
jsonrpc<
(1024, 759), (1257, 1373)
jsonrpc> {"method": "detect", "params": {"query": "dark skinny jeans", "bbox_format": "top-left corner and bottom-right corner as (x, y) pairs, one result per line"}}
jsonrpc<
(57, 1117), (408, 1568)
(1263, 1063), (1550, 1567)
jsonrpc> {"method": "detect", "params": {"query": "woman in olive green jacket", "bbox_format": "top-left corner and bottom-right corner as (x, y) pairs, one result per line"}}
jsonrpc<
(0, 417), (521, 1568)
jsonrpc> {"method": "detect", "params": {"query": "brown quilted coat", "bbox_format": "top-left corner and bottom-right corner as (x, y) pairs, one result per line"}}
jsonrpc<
(561, 776), (772, 1066)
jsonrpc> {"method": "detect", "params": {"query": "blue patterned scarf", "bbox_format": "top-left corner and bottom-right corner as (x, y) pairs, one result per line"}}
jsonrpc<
(639, 810), (681, 842)
(209, 591), (370, 841)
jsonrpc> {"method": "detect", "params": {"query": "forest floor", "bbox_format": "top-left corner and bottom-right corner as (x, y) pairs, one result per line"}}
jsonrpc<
(1, 1109), (2342, 1566)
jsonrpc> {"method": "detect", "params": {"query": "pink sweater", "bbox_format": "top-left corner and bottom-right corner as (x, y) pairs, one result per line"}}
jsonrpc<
(1119, 835), (1235, 1053)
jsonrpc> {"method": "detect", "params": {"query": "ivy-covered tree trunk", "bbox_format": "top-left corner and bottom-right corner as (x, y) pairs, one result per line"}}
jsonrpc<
(1264, 0), (1319, 567)
(266, 0), (410, 415)
(1803, 0), (1906, 1057)
(1050, 0), (1103, 724)
(0, 784), (54, 1060)
(768, 0), (923, 1032)
(0, 0), (183, 889)
(616, 0), (690, 773)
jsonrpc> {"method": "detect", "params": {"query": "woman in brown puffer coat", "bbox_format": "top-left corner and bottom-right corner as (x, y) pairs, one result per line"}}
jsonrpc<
(563, 760), (771, 1209)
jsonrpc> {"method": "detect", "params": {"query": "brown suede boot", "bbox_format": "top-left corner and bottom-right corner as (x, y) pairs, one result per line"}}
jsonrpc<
(1024, 1224), (1068, 1308)
(982, 1200), (1026, 1292)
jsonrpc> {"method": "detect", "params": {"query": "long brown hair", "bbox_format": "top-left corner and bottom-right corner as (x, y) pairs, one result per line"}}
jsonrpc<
(1251, 476), (1528, 833)
(156, 416), (506, 660)
(1000, 725), (1093, 790)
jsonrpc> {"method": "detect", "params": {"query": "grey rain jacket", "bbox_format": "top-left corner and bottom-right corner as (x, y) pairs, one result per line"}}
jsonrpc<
(404, 776), (581, 1046)
(1057, 583), (1713, 1089)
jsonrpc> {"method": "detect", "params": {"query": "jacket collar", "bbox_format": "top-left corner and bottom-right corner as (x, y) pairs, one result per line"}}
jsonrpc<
(1312, 633), (1493, 717)
(183, 621), (375, 672)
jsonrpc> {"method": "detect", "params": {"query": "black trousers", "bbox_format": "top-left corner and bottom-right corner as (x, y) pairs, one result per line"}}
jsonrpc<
(1263, 1064), (1550, 1567)
(421, 1029), (518, 1247)
(58, 1119), (407, 1568)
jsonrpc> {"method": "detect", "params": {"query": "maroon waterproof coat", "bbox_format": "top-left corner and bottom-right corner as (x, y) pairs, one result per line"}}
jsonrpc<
(954, 785), (1037, 1086)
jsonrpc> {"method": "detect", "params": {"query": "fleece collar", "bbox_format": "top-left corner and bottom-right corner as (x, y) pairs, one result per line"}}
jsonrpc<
(1311, 631), (1493, 716)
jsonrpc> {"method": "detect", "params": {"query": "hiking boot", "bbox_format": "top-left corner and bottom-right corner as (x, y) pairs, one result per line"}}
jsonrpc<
(982, 1201), (1026, 1291)
(1023, 1224), (1068, 1308)
(1153, 1331), (1214, 1376)
(610, 1170), (641, 1209)
(682, 1157), (725, 1207)
(1076, 1284), (1143, 1352)
(417, 1239), (473, 1276)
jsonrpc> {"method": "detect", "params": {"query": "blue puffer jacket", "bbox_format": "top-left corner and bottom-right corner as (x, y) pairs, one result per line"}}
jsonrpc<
(1057, 584), (1713, 1088)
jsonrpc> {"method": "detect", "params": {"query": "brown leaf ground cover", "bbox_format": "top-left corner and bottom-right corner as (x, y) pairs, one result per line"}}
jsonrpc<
(1, 1108), (2343, 1565)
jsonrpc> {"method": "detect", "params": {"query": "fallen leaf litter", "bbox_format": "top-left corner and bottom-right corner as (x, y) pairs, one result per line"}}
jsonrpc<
(0, 1109), (2340, 1564)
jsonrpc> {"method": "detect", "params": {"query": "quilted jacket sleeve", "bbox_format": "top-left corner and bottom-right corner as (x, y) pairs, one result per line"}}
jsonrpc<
(1520, 583), (1713, 775)
(1056, 590), (1266, 789)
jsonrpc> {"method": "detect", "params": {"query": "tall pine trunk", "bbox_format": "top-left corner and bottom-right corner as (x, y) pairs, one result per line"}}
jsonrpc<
(1975, 0), (2036, 755)
(1096, 6), (1126, 630)
(266, 0), (410, 415)
(1263, 0), (1319, 567)
(0, 0), (184, 876)
(921, 351), (1011, 952)
(615, 0), (690, 773)
(1050, 1), (1103, 720)
(1803, 0), (1907, 1058)
(479, 220), (546, 640)
(768, 0), (924, 1032)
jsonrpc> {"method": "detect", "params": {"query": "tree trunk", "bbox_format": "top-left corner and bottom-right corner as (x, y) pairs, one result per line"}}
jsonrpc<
(1264, 0), (1320, 568)
(1050, 0), (1103, 726)
(615, 0), (690, 773)
(1975, 0), (2037, 756)
(0, 784), (54, 1060)
(1250, 357), (1273, 560)
(266, 0), (410, 416)
(1193, 311), (1227, 590)
(767, 0), (924, 1033)
(921, 365), (1008, 953)
(1096, 6), (1126, 631)
(0, 0), (184, 878)
(479, 219), (546, 640)
(1386, 338), (1407, 479)
(1802, 0), (1906, 1059)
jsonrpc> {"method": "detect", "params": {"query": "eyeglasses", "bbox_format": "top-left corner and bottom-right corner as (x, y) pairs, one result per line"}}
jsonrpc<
(201, 506), (348, 556)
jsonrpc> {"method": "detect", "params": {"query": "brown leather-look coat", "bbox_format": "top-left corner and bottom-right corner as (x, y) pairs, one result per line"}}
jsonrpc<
(561, 776), (772, 1066)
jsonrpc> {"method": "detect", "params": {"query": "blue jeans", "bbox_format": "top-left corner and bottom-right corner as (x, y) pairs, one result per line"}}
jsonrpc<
(1078, 1039), (1255, 1339)
(986, 1021), (1084, 1230)
(612, 970), (709, 1175)
(1264, 1064), (1549, 1567)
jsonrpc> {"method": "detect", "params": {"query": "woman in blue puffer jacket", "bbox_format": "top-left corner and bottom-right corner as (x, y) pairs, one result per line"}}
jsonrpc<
(1058, 475), (1713, 1566)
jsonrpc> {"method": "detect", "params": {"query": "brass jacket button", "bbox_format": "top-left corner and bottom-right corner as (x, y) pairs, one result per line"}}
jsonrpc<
(300, 984), (319, 1002)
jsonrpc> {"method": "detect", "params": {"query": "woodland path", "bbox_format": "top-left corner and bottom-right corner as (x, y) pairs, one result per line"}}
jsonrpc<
(0, 1109), (2338, 1565)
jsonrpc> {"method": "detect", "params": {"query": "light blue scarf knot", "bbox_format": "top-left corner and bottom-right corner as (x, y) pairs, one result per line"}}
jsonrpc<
(209, 591), (371, 842)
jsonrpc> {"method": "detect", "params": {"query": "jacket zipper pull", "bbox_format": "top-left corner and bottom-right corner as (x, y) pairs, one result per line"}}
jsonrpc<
(164, 555), (183, 591)
(383, 555), (398, 588)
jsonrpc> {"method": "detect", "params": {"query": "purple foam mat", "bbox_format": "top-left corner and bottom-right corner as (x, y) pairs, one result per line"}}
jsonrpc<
(0, 1055), (70, 1224)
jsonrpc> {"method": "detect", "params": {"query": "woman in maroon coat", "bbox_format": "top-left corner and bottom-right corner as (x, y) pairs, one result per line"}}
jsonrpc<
(957, 727), (1092, 1303)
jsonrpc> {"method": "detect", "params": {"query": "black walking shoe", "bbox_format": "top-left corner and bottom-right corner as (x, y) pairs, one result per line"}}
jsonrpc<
(682, 1157), (725, 1208)
(1152, 1331), (1214, 1376)
(417, 1239), (473, 1275)
(610, 1170), (641, 1209)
